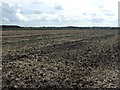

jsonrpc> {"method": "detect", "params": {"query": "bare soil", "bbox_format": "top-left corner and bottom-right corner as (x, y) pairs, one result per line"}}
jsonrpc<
(2, 29), (119, 89)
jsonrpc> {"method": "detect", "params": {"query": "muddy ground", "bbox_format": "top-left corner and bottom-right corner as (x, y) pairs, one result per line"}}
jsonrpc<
(2, 29), (119, 89)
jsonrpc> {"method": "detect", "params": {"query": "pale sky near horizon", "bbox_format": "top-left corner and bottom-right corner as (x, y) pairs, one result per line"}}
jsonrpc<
(0, 0), (119, 27)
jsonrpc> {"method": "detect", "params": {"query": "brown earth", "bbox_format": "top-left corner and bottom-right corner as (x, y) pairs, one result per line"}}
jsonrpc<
(2, 29), (119, 89)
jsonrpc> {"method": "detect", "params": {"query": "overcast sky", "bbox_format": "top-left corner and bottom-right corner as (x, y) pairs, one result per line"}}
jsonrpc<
(0, 0), (119, 27)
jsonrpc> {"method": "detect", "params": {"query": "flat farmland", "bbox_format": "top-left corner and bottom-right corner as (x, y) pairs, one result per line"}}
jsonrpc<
(2, 29), (119, 88)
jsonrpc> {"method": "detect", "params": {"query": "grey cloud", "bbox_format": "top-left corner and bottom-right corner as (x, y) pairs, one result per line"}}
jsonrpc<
(102, 9), (111, 12)
(1, 3), (13, 13)
(29, 2), (63, 15)
(54, 5), (63, 10)
(32, 10), (55, 14)
(33, 10), (42, 14)
(102, 9), (114, 17)
(99, 5), (104, 8)
(2, 2), (19, 22)
(31, 17), (48, 22)
(92, 18), (104, 23)
(83, 13), (87, 15)
(99, 5), (114, 17)
(91, 13), (97, 17)
(51, 15), (70, 22)
(31, 1), (43, 5)
(2, 2), (28, 22)
(105, 13), (114, 16)
(17, 9), (42, 15)
(90, 13), (104, 23)
(101, 8), (112, 14)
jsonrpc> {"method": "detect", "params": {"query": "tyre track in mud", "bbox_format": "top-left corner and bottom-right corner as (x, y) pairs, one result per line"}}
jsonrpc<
(40, 33), (115, 55)
(2, 32), (119, 88)
(2, 33), (116, 63)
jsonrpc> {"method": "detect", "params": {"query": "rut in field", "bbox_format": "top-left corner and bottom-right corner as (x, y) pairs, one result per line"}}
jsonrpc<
(2, 32), (119, 88)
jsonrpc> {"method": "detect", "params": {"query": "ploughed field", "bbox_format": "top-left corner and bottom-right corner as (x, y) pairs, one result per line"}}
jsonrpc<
(2, 29), (119, 88)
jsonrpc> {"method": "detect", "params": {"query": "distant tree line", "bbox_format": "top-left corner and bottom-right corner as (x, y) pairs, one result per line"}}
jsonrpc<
(1, 25), (120, 30)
